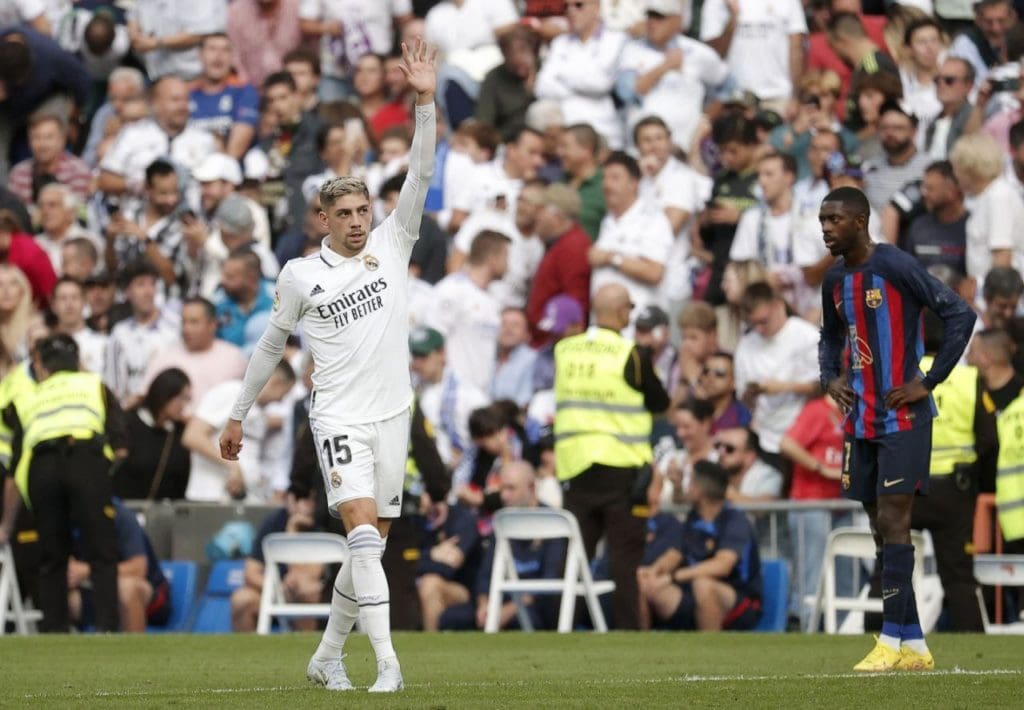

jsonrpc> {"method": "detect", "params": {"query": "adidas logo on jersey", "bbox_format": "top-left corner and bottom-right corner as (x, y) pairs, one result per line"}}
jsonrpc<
(389, 496), (400, 506)
(310, 284), (325, 297)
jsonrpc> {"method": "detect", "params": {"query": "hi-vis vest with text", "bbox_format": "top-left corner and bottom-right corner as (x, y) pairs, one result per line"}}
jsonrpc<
(554, 327), (652, 481)
(921, 355), (978, 476)
(0, 362), (35, 473)
(14, 370), (111, 505)
(995, 391), (1024, 541)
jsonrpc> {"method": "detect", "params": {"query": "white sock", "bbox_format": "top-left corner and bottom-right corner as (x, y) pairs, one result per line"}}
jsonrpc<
(348, 524), (396, 663)
(313, 559), (358, 660)
(879, 633), (901, 651)
(903, 638), (929, 654)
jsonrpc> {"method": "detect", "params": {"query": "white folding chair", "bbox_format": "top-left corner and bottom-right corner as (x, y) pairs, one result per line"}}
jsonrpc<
(973, 554), (1024, 634)
(0, 543), (42, 635)
(484, 507), (615, 634)
(256, 532), (348, 635)
(807, 527), (935, 634)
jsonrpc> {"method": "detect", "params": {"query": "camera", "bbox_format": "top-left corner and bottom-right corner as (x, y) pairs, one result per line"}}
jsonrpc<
(990, 77), (1020, 93)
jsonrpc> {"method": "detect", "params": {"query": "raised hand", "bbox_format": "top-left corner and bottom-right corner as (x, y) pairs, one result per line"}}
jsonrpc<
(399, 38), (438, 100)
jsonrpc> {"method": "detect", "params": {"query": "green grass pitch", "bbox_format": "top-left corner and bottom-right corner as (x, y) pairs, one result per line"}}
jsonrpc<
(3, 632), (1022, 708)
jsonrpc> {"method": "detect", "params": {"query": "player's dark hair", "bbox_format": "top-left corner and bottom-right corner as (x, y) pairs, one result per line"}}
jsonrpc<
(693, 460), (730, 502)
(37, 333), (80, 373)
(603, 151), (641, 181)
(468, 230), (512, 265)
(823, 186), (871, 218)
(142, 367), (191, 418)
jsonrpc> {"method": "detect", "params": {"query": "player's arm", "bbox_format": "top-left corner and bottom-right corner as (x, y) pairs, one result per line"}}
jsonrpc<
(818, 272), (853, 411)
(220, 268), (303, 460)
(392, 40), (438, 240)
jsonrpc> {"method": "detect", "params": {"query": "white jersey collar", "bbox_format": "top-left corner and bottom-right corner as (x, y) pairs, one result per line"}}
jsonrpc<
(319, 236), (364, 268)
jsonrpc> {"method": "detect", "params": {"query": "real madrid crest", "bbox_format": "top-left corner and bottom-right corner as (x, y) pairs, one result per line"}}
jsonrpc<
(330, 470), (342, 488)
(865, 288), (883, 308)
(363, 254), (379, 271)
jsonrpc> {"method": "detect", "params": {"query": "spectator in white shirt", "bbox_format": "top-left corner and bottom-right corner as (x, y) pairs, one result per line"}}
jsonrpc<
(127, 0), (227, 80)
(0, 0), (50, 34)
(588, 151), (673, 316)
(51, 276), (107, 375)
(104, 260), (179, 406)
(700, 0), (807, 111)
(733, 283), (820, 463)
(729, 151), (815, 317)
(426, 230), (510, 393)
(34, 183), (101, 275)
(535, 0), (628, 149)
(617, 2), (731, 151)
(97, 75), (216, 198)
(949, 132), (1024, 287)
(635, 115), (711, 326)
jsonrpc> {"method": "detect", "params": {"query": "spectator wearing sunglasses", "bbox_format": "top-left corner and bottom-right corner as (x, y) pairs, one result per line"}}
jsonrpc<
(922, 58), (975, 161)
(714, 426), (784, 504)
(695, 351), (750, 435)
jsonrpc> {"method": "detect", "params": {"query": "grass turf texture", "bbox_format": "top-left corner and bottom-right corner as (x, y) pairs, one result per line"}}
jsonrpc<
(3, 632), (1021, 708)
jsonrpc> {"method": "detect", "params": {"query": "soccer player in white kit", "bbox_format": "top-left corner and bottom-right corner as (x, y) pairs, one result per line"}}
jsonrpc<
(218, 40), (438, 693)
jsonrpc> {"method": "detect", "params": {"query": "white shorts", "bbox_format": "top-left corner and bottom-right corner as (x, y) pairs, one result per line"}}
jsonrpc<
(308, 408), (411, 519)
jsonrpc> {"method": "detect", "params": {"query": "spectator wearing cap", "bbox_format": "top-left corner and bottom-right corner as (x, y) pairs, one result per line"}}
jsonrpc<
(634, 116), (712, 322)
(634, 304), (675, 393)
(491, 307), (538, 408)
(950, 133), (1024, 287)
(532, 294), (586, 392)
(98, 76), (217, 199)
(192, 152), (272, 247)
(104, 261), (180, 406)
(863, 102), (931, 213)
(425, 230), (511, 393)
(616, 1), (732, 152)
(7, 112), (91, 207)
(0, 209), (57, 309)
(589, 151), (673, 320)
(34, 183), (102, 276)
(410, 326), (491, 470)
(700, 0), (807, 112)
(183, 192), (280, 299)
(535, 0), (628, 149)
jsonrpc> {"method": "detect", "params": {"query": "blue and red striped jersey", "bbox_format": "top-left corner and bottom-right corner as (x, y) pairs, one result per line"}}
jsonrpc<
(819, 244), (976, 440)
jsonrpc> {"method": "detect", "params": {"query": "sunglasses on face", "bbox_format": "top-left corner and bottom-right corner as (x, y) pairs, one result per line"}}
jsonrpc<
(713, 441), (737, 454)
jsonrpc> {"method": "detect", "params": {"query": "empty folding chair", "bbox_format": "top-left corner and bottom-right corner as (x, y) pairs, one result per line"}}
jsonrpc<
(256, 532), (348, 635)
(0, 543), (42, 635)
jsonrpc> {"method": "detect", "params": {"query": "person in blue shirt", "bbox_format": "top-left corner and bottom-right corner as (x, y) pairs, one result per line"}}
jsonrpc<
(189, 33), (260, 160)
(638, 460), (762, 631)
(818, 186), (976, 672)
(214, 249), (274, 349)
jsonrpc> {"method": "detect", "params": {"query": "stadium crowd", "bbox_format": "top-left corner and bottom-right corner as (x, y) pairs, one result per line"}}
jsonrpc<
(0, 0), (1023, 634)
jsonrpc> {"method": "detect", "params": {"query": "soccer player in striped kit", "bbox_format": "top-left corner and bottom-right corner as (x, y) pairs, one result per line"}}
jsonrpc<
(818, 187), (976, 672)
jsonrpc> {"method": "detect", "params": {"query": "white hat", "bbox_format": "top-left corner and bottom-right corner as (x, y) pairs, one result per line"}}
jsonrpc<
(646, 0), (682, 16)
(193, 153), (242, 185)
(242, 148), (270, 182)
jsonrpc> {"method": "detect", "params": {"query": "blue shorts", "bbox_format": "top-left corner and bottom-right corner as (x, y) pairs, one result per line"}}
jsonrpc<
(841, 421), (932, 503)
(654, 583), (761, 631)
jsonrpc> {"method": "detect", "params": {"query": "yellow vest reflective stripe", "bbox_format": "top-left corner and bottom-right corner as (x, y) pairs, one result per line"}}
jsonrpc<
(14, 371), (109, 504)
(0, 363), (34, 471)
(996, 393), (1024, 541)
(921, 356), (978, 476)
(554, 328), (652, 481)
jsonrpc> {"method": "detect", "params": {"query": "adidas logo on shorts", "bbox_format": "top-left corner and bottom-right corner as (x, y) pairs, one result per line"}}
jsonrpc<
(389, 496), (400, 506)
(310, 284), (325, 297)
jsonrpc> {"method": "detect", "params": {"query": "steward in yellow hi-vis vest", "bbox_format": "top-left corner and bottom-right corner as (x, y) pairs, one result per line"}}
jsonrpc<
(553, 284), (669, 630)
(996, 392), (1024, 541)
(911, 352), (985, 631)
(5, 334), (127, 632)
(0, 360), (39, 548)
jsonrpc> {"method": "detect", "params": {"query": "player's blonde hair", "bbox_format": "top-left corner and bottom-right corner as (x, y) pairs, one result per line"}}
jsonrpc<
(319, 176), (370, 209)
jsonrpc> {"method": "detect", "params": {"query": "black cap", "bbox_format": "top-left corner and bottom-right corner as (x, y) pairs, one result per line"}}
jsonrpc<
(635, 305), (669, 331)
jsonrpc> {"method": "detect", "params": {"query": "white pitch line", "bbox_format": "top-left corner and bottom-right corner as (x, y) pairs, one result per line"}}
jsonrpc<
(20, 669), (1023, 700)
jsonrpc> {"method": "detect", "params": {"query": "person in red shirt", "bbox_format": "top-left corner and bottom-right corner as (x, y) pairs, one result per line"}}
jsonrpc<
(807, 0), (889, 121)
(780, 393), (852, 629)
(0, 210), (56, 308)
(525, 183), (591, 346)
